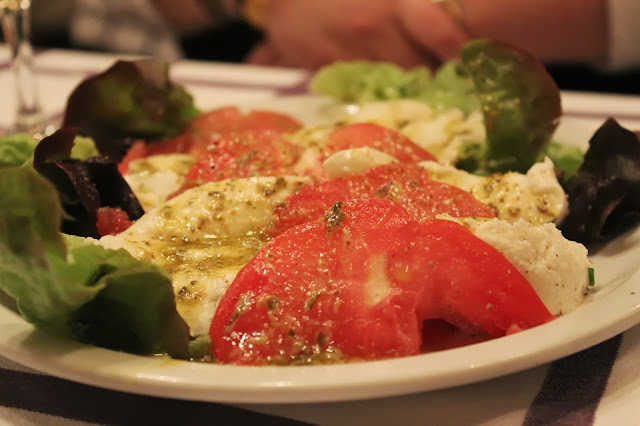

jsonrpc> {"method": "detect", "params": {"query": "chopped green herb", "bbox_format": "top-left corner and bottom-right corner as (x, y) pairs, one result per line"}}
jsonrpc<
(588, 267), (595, 287)
(325, 202), (346, 233)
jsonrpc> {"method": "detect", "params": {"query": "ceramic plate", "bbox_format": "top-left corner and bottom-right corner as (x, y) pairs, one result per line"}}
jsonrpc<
(1, 94), (640, 404)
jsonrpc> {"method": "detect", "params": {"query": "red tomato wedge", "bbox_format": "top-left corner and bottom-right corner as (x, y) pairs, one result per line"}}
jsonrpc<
(272, 162), (496, 236)
(117, 107), (303, 172)
(179, 129), (303, 188)
(210, 199), (554, 365)
(188, 107), (303, 137)
(324, 123), (437, 162)
(96, 206), (134, 236)
(117, 140), (147, 175)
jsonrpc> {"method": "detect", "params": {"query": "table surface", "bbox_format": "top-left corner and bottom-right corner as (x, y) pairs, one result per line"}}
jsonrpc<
(2, 45), (640, 426)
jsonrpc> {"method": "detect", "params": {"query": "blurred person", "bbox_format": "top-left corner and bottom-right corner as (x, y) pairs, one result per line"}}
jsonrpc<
(247, 0), (639, 92)
(66, 0), (639, 93)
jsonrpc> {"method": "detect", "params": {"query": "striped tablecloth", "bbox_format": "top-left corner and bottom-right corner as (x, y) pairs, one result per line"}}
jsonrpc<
(2, 46), (640, 426)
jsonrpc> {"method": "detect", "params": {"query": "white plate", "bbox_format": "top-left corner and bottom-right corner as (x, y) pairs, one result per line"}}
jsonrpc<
(1, 94), (640, 404)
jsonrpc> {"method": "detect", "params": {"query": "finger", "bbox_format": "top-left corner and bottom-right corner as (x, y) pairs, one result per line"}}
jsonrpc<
(396, 0), (470, 61)
(269, 28), (364, 69)
(365, 22), (442, 68)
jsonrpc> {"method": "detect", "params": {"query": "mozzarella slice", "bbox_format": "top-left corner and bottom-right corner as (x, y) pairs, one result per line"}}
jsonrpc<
(99, 175), (310, 336)
(449, 217), (590, 316)
(124, 153), (196, 211)
(420, 157), (568, 225)
(323, 147), (397, 179)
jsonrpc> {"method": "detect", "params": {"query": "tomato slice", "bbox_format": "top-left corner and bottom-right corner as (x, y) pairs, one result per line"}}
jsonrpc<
(185, 107), (303, 153)
(272, 162), (495, 236)
(117, 107), (303, 171)
(118, 140), (147, 175)
(210, 199), (554, 365)
(180, 129), (303, 187)
(96, 206), (134, 236)
(189, 107), (303, 136)
(388, 219), (555, 337)
(325, 123), (436, 162)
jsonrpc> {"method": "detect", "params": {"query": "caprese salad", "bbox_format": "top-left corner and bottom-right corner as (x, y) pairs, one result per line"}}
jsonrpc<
(1, 39), (639, 365)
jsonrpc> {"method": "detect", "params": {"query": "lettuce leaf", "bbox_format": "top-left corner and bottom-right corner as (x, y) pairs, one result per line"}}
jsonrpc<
(559, 119), (640, 245)
(62, 59), (198, 162)
(0, 166), (189, 358)
(0, 133), (40, 167)
(309, 60), (479, 114)
(542, 141), (584, 182)
(311, 40), (562, 176)
(310, 61), (431, 103)
(0, 132), (98, 168)
(417, 61), (480, 115)
(33, 128), (144, 238)
(460, 39), (562, 173)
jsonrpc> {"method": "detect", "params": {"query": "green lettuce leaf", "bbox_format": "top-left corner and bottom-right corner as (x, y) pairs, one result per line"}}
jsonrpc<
(310, 61), (432, 104)
(460, 39), (562, 173)
(309, 60), (479, 114)
(417, 61), (480, 115)
(542, 141), (584, 182)
(0, 166), (189, 358)
(0, 132), (98, 168)
(62, 59), (199, 162)
(0, 133), (39, 167)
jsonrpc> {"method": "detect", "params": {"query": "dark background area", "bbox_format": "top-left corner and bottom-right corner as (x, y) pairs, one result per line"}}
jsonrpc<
(8, 6), (640, 96)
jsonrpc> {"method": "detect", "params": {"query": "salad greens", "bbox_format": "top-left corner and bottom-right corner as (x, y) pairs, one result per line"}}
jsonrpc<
(0, 166), (189, 358)
(460, 39), (561, 174)
(33, 128), (144, 238)
(0, 134), (40, 167)
(0, 41), (638, 361)
(310, 59), (479, 115)
(0, 133), (99, 168)
(560, 119), (640, 244)
(62, 59), (199, 162)
(311, 39), (563, 175)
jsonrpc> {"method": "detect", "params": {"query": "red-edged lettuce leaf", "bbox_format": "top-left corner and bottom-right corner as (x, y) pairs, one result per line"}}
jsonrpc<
(62, 59), (198, 162)
(34, 128), (143, 238)
(460, 39), (562, 173)
(560, 119), (640, 244)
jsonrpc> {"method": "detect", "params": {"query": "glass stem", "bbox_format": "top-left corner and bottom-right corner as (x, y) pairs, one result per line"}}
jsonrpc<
(1, 0), (44, 132)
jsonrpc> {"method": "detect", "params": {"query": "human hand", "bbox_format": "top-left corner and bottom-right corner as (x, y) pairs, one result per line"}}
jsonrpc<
(246, 0), (470, 69)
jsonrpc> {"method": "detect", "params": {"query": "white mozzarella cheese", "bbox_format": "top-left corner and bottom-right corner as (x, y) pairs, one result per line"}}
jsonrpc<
(450, 217), (590, 316)
(420, 157), (568, 225)
(99, 175), (310, 336)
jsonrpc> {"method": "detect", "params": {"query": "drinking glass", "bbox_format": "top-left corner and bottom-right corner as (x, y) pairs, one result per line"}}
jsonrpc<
(0, 0), (45, 134)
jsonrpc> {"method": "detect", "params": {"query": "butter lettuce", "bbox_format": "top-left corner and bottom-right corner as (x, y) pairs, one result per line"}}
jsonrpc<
(0, 167), (189, 358)
(0, 133), (39, 167)
(311, 40), (564, 175)
(310, 60), (479, 115)
(310, 61), (431, 103)
(0, 132), (98, 168)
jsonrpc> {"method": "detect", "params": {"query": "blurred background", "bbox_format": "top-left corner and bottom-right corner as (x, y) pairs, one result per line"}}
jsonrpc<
(4, 1), (639, 95)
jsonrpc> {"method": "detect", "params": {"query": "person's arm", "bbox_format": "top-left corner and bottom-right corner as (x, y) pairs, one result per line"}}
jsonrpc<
(456, 0), (607, 65)
(247, 0), (467, 68)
